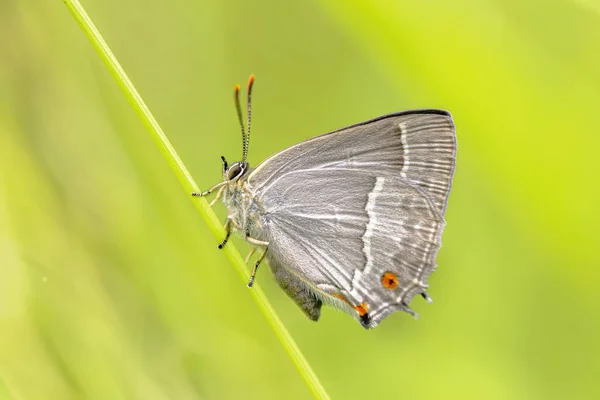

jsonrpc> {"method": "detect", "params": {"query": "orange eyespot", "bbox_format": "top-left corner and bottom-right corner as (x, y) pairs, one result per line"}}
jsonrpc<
(382, 272), (399, 289)
(354, 303), (369, 317)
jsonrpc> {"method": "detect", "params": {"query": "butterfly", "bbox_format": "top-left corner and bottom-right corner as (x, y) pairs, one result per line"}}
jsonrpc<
(194, 75), (456, 329)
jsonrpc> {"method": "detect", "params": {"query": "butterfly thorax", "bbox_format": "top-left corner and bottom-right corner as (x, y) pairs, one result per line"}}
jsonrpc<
(221, 176), (268, 243)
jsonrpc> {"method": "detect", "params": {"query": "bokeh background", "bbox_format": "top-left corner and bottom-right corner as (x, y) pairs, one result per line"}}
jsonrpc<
(1, 0), (599, 399)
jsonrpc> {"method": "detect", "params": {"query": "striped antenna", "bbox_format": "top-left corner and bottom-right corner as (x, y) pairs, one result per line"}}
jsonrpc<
(234, 83), (246, 159)
(243, 74), (255, 163)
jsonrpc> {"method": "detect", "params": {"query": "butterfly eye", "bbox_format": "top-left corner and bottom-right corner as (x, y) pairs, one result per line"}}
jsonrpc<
(226, 162), (246, 181)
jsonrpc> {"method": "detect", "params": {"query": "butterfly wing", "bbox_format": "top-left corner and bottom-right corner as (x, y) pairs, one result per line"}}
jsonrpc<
(248, 110), (456, 215)
(247, 110), (456, 328)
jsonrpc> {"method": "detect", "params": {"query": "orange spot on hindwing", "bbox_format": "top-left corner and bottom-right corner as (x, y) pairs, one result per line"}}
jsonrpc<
(354, 303), (369, 316)
(382, 272), (399, 289)
(333, 293), (372, 328)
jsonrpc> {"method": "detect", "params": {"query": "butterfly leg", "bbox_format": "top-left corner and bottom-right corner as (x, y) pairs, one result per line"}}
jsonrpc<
(245, 235), (269, 247)
(191, 156), (228, 198)
(244, 248), (256, 264)
(245, 234), (269, 288)
(191, 181), (226, 199)
(247, 247), (268, 288)
(217, 218), (232, 249)
(209, 185), (226, 207)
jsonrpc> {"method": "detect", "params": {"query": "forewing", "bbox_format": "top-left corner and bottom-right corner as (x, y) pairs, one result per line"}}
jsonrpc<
(248, 110), (456, 215)
(259, 169), (445, 328)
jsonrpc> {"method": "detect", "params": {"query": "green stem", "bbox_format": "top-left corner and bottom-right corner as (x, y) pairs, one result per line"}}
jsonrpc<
(61, 1), (330, 399)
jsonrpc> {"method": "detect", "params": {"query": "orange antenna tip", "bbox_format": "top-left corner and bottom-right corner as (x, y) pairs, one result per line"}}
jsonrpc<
(248, 74), (255, 89)
(234, 84), (241, 92)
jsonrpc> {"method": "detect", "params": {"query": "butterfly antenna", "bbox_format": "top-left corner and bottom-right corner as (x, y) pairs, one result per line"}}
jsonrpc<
(243, 74), (255, 163)
(234, 83), (247, 160)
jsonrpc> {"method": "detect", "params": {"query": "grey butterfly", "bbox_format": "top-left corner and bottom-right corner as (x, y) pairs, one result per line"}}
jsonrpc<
(194, 75), (456, 329)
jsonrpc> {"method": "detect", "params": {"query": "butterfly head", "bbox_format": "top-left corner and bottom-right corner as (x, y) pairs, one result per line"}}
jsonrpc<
(222, 159), (249, 182)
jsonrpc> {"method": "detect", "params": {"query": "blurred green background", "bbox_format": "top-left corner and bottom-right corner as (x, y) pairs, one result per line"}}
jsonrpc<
(1, 0), (599, 399)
